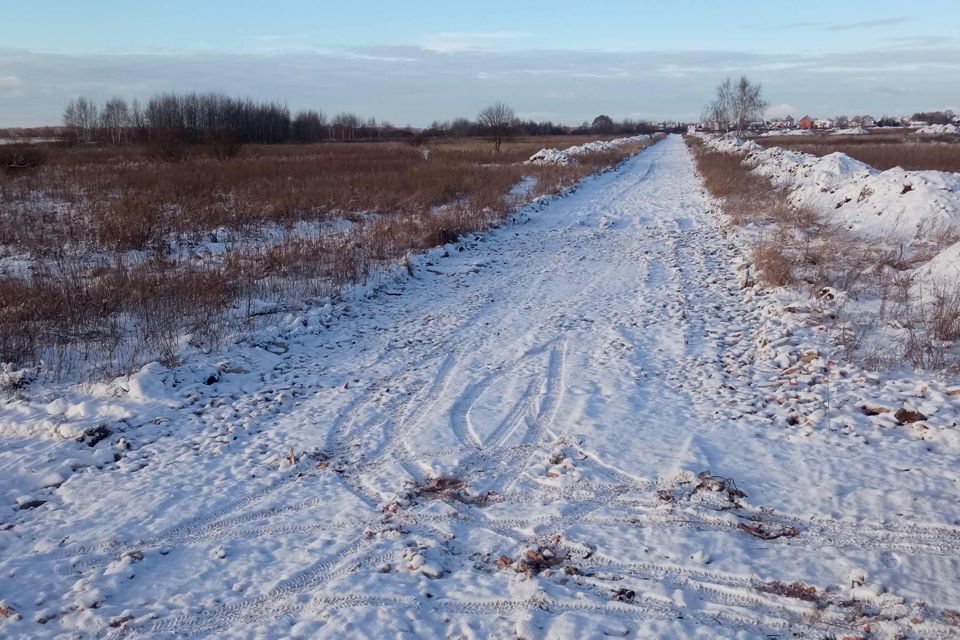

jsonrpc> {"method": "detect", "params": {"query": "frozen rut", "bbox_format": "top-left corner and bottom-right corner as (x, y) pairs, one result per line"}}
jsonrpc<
(4, 135), (960, 639)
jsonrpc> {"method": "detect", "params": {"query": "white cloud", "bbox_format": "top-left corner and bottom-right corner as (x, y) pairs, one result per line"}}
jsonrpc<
(765, 103), (796, 118)
(1, 44), (959, 126)
(422, 31), (522, 53)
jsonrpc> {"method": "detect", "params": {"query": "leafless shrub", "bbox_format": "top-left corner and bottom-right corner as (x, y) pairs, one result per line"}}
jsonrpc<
(902, 285), (960, 371)
(0, 145), (48, 174)
(751, 239), (796, 287)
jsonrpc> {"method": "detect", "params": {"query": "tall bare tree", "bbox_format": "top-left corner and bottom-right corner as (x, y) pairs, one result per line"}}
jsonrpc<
(63, 97), (99, 144)
(477, 102), (516, 152)
(101, 97), (131, 144)
(703, 76), (767, 135)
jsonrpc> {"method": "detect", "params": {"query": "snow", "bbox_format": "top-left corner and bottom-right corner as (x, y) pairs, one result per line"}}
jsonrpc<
(911, 240), (960, 294)
(525, 148), (576, 166)
(0, 137), (60, 145)
(700, 133), (960, 243)
(2, 136), (960, 639)
(831, 127), (869, 135)
(916, 124), (959, 136)
(526, 134), (651, 165)
(759, 129), (814, 137)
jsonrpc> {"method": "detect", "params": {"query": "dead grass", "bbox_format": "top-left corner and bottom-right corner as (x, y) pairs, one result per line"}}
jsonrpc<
(751, 236), (796, 287)
(0, 135), (654, 378)
(686, 137), (806, 288)
(686, 134), (959, 370)
(756, 130), (960, 172)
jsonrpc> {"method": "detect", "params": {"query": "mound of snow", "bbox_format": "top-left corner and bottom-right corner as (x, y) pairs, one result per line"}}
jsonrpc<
(700, 133), (960, 243)
(911, 240), (960, 294)
(916, 124), (959, 135)
(526, 148), (576, 166)
(759, 129), (814, 137)
(702, 134), (763, 154)
(831, 127), (869, 136)
(526, 134), (651, 166)
(564, 134), (650, 156)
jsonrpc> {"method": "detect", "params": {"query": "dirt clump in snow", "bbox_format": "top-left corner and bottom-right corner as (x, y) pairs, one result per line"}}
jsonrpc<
(737, 521), (800, 540)
(894, 407), (926, 424)
(759, 580), (821, 602)
(408, 476), (496, 506)
(496, 538), (567, 579)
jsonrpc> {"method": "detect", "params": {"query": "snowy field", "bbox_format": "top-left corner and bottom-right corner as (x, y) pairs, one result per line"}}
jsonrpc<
(2, 136), (960, 639)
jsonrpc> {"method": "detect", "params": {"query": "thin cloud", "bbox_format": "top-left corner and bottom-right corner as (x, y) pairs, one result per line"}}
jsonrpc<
(872, 86), (911, 95)
(759, 17), (906, 31)
(2, 44), (959, 126)
(826, 18), (905, 31)
(422, 31), (523, 53)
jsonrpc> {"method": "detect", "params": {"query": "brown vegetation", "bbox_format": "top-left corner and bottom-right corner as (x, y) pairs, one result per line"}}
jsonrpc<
(0, 135), (653, 378)
(756, 130), (960, 173)
(686, 135), (959, 371)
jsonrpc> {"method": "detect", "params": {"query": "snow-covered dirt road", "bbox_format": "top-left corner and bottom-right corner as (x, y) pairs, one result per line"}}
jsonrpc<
(3, 135), (960, 639)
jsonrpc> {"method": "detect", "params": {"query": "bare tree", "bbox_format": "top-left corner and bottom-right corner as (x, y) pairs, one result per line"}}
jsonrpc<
(703, 76), (767, 135)
(101, 97), (131, 144)
(477, 102), (516, 152)
(591, 114), (614, 133)
(331, 112), (361, 141)
(450, 117), (473, 137)
(63, 99), (79, 143)
(291, 110), (327, 142)
(63, 97), (99, 144)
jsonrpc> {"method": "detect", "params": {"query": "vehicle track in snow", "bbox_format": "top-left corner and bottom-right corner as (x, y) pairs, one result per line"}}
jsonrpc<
(12, 135), (960, 640)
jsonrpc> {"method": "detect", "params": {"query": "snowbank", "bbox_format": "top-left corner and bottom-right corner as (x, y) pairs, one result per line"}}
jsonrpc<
(526, 134), (651, 166)
(759, 129), (814, 137)
(916, 123), (959, 135)
(831, 127), (869, 135)
(700, 134), (960, 243)
(911, 240), (960, 293)
(526, 148), (576, 166)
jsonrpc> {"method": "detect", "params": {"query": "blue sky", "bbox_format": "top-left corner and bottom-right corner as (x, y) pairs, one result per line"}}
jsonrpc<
(2, 0), (959, 126)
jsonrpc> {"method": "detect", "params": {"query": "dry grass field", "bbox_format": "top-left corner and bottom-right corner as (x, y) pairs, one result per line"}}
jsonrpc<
(0, 135), (653, 378)
(756, 129), (960, 173)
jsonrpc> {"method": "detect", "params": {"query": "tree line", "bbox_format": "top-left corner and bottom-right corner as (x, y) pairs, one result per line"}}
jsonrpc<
(61, 93), (659, 153)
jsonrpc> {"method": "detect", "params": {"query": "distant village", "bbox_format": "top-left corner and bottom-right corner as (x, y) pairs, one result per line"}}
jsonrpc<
(695, 109), (960, 134)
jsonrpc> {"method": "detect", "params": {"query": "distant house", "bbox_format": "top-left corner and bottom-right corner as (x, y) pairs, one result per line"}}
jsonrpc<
(813, 119), (834, 130)
(798, 115), (814, 130)
(861, 115), (875, 127)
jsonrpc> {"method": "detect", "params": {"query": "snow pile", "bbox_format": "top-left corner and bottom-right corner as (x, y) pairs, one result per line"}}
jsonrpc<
(564, 134), (651, 156)
(831, 127), (869, 135)
(526, 148), (576, 166)
(701, 133), (763, 154)
(915, 123), (959, 135)
(911, 240), (960, 293)
(526, 134), (651, 165)
(701, 134), (960, 243)
(759, 129), (814, 137)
